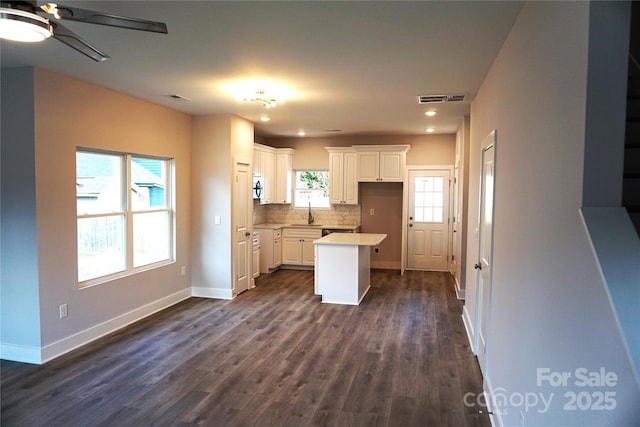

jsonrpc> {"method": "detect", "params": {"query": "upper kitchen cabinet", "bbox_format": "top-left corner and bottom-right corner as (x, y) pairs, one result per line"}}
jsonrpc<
(354, 145), (410, 182)
(327, 147), (358, 205)
(275, 149), (294, 204)
(254, 144), (275, 204)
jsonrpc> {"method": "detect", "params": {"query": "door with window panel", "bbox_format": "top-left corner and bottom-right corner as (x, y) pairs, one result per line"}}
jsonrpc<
(407, 169), (451, 270)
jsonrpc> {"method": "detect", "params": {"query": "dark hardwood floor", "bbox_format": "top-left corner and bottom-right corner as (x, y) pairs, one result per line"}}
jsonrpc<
(1, 269), (490, 427)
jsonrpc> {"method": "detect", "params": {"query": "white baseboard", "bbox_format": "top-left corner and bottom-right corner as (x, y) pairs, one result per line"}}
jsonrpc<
(462, 306), (475, 354)
(0, 288), (191, 365)
(191, 286), (233, 299)
(40, 288), (192, 363)
(455, 277), (465, 300)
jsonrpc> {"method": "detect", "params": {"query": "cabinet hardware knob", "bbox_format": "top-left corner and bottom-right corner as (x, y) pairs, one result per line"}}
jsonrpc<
(474, 263), (482, 270)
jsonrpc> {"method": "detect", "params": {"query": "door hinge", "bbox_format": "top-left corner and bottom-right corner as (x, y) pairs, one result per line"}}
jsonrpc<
(452, 255), (455, 262)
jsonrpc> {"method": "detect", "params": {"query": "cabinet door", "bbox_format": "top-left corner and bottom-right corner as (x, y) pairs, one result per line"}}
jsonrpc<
(273, 237), (282, 266)
(282, 238), (302, 264)
(252, 244), (260, 279)
(302, 239), (316, 265)
(379, 151), (404, 181)
(329, 152), (344, 204)
(262, 151), (275, 204)
(356, 151), (380, 182)
(253, 148), (262, 177)
(275, 152), (292, 203)
(343, 151), (359, 204)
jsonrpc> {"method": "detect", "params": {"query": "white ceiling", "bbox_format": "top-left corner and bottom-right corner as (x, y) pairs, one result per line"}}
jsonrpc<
(0, 1), (523, 138)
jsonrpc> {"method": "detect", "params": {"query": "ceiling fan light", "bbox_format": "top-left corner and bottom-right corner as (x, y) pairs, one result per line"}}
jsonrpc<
(0, 8), (52, 42)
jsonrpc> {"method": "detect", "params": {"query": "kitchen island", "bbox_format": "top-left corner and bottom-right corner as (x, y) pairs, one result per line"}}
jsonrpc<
(314, 233), (387, 305)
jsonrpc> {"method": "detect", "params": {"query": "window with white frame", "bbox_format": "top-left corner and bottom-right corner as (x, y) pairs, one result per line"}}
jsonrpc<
(294, 170), (330, 208)
(76, 150), (174, 285)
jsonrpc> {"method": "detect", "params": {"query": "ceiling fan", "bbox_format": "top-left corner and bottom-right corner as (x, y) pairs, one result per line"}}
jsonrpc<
(0, 1), (167, 62)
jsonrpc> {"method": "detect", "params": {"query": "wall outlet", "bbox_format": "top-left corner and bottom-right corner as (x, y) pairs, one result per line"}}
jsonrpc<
(181, 266), (186, 276)
(374, 247), (380, 253)
(369, 208), (375, 215)
(59, 304), (68, 319)
(214, 215), (221, 225)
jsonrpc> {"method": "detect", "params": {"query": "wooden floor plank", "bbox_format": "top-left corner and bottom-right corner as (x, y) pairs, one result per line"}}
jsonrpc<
(1, 270), (490, 427)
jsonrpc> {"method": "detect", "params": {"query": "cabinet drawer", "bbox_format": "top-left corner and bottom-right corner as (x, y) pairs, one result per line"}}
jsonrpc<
(274, 229), (282, 239)
(282, 228), (322, 239)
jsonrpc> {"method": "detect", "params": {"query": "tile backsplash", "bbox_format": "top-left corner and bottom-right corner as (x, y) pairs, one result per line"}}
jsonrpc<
(253, 202), (361, 226)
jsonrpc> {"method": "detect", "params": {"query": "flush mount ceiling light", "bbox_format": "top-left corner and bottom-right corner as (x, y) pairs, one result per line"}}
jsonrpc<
(425, 128), (435, 133)
(297, 130), (306, 136)
(240, 89), (279, 109)
(227, 80), (294, 109)
(0, 7), (52, 42)
(425, 111), (437, 117)
(260, 116), (271, 122)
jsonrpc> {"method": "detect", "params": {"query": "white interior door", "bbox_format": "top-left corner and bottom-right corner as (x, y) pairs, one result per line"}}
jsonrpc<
(234, 160), (252, 296)
(452, 165), (460, 281)
(475, 133), (496, 376)
(407, 169), (451, 270)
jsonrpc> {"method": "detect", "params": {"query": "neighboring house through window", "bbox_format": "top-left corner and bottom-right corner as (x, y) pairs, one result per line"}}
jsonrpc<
(76, 150), (174, 286)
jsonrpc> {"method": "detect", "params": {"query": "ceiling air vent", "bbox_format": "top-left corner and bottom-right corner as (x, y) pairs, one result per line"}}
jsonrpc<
(417, 94), (466, 104)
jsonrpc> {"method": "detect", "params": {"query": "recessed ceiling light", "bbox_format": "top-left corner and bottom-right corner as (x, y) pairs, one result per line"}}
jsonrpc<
(260, 116), (271, 122)
(425, 111), (437, 117)
(297, 130), (306, 136)
(425, 128), (435, 133)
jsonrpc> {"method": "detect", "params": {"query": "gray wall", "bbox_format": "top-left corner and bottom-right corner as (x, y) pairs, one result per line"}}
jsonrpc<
(1, 68), (42, 361)
(464, 2), (640, 425)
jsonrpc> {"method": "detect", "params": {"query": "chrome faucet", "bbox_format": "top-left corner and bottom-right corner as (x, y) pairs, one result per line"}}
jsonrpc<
(308, 202), (314, 224)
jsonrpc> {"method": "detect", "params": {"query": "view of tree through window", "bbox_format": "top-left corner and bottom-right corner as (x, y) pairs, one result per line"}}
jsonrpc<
(76, 150), (173, 284)
(294, 170), (330, 208)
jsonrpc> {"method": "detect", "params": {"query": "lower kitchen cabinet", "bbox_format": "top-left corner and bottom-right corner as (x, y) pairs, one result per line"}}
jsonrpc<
(256, 227), (282, 273)
(282, 228), (322, 266)
(252, 232), (260, 284)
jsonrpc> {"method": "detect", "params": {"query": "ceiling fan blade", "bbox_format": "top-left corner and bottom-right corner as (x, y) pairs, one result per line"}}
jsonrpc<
(52, 22), (109, 62)
(45, 4), (168, 34)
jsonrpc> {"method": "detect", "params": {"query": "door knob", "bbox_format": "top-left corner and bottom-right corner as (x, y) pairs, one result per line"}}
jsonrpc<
(474, 263), (482, 270)
(409, 224), (413, 227)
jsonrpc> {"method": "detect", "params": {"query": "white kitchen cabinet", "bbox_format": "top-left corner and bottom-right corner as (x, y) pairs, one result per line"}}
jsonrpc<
(275, 149), (294, 204)
(282, 227), (322, 266)
(327, 148), (358, 205)
(252, 232), (260, 285)
(253, 146), (262, 177)
(262, 150), (275, 204)
(256, 227), (282, 273)
(254, 144), (276, 204)
(354, 145), (410, 182)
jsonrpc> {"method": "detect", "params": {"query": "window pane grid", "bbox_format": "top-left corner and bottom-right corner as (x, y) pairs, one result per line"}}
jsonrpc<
(414, 176), (445, 224)
(77, 150), (174, 286)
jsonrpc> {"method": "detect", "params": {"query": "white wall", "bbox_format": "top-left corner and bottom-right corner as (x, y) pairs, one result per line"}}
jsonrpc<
(464, 2), (640, 425)
(1, 68), (193, 363)
(191, 114), (254, 298)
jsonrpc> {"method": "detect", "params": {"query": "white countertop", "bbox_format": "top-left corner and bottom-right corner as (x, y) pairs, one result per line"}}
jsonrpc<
(254, 223), (359, 231)
(314, 233), (387, 246)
